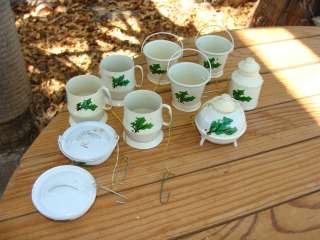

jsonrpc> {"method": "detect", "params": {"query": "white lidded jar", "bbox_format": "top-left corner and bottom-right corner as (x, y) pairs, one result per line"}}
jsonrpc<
(229, 57), (263, 111)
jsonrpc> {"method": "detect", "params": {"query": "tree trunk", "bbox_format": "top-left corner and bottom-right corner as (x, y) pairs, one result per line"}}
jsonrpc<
(251, 0), (320, 26)
(0, 0), (36, 149)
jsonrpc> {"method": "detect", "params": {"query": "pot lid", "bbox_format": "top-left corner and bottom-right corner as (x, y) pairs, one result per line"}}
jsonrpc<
(209, 94), (236, 113)
(32, 165), (96, 220)
(238, 57), (260, 75)
(59, 121), (118, 163)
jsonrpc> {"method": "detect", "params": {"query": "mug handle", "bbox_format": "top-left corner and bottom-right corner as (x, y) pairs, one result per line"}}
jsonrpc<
(101, 86), (112, 110)
(134, 65), (144, 88)
(162, 104), (172, 127)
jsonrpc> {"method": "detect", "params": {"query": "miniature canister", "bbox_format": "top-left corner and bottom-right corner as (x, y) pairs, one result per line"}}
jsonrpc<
(229, 57), (263, 111)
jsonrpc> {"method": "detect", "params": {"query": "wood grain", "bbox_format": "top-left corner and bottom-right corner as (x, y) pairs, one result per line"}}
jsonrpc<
(1, 138), (320, 239)
(23, 62), (320, 160)
(1, 27), (320, 239)
(1, 94), (320, 222)
(113, 35), (320, 95)
(182, 191), (320, 240)
(134, 26), (320, 65)
(2, 62), (320, 221)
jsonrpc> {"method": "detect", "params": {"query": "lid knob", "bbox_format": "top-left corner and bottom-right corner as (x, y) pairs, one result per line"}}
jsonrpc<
(238, 57), (260, 74)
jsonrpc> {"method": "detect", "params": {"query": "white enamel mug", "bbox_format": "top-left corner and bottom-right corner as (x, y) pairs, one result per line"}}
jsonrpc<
(66, 75), (112, 125)
(100, 54), (143, 107)
(167, 48), (211, 112)
(195, 25), (234, 78)
(123, 90), (172, 149)
(141, 32), (183, 85)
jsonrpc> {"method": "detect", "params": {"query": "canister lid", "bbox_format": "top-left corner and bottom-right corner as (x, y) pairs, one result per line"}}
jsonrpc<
(238, 57), (260, 74)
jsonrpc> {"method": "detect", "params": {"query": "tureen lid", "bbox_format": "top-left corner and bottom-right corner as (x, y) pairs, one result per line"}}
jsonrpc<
(208, 94), (236, 114)
(238, 57), (260, 75)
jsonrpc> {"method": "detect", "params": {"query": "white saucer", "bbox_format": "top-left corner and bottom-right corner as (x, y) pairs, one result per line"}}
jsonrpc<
(123, 131), (164, 149)
(172, 101), (201, 112)
(32, 165), (96, 221)
(147, 73), (170, 85)
(69, 112), (107, 126)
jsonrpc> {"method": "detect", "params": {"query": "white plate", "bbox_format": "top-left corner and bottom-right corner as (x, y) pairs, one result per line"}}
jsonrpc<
(58, 121), (118, 165)
(32, 165), (96, 221)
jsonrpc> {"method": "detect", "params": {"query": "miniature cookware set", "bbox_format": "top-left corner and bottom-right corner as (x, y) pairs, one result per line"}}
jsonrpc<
(32, 27), (264, 221)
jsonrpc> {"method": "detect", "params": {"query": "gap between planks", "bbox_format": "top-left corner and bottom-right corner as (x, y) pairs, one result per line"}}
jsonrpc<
(2, 94), (320, 223)
(2, 137), (320, 239)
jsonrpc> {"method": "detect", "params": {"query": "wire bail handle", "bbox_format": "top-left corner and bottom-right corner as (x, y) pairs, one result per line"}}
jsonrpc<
(195, 24), (234, 52)
(141, 32), (184, 53)
(166, 48), (212, 80)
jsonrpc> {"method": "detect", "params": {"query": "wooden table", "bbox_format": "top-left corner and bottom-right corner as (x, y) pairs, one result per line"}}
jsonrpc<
(1, 26), (320, 240)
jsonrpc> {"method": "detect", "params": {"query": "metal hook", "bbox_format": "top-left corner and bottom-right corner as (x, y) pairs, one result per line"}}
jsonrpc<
(113, 155), (130, 185)
(160, 168), (174, 204)
(121, 155), (130, 180)
(97, 184), (128, 204)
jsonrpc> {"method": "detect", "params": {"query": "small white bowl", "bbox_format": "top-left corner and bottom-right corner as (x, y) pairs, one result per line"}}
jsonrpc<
(58, 121), (119, 165)
(195, 94), (247, 146)
(32, 165), (96, 221)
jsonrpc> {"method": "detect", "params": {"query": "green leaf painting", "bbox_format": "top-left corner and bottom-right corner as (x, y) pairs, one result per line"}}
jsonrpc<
(203, 57), (222, 69)
(207, 117), (237, 136)
(233, 89), (252, 102)
(149, 63), (166, 74)
(175, 91), (196, 103)
(76, 98), (98, 111)
(112, 74), (130, 88)
(130, 117), (154, 133)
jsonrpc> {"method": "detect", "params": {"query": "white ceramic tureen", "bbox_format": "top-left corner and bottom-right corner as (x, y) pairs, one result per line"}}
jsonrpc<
(195, 94), (247, 147)
(58, 121), (119, 165)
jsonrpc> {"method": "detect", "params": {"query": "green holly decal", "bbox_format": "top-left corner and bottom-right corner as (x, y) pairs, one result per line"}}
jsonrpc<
(233, 89), (252, 102)
(203, 57), (222, 69)
(112, 74), (130, 88)
(76, 98), (98, 111)
(175, 91), (196, 103)
(130, 117), (154, 133)
(149, 64), (166, 74)
(207, 117), (237, 135)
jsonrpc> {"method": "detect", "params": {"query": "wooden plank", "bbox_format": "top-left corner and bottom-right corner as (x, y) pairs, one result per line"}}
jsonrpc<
(110, 36), (320, 96)
(182, 191), (320, 240)
(134, 26), (320, 65)
(1, 94), (320, 222)
(1, 137), (320, 239)
(2, 61), (320, 221)
(23, 62), (320, 159)
(1, 27), (320, 235)
(62, 34), (320, 112)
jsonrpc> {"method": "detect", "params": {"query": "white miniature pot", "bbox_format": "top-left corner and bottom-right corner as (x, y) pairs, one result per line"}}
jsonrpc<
(229, 57), (264, 111)
(195, 94), (246, 147)
(100, 54), (144, 107)
(58, 121), (119, 165)
(195, 25), (234, 78)
(167, 48), (211, 112)
(123, 90), (172, 149)
(66, 75), (112, 125)
(141, 32), (183, 85)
